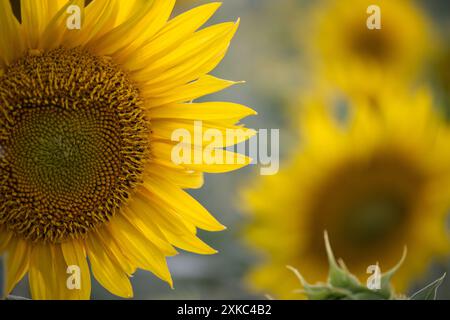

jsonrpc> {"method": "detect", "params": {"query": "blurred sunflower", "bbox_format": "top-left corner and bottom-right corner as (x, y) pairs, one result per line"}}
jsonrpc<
(0, 0), (255, 299)
(244, 89), (450, 299)
(304, 0), (434, 83)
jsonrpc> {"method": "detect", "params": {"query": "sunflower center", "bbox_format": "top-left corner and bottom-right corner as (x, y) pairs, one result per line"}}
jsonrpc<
(0, 48), (149, 243)
(311, 152), (425, 256)
(349, 23), (393, 62)
(341, 193), (407, 246)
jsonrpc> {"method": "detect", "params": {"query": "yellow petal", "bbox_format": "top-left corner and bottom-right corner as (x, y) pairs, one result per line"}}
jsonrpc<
(0, 228), (12, 253)
(95, 227), (136, 276)
(134, 189), (217, 254)
(122, 205), (178, 256)
(29, 244), (53, 299)
(152, 140), (252, 173)
(61, 240), (91, 300)
(40, 0), (79, 50)
(86, 233), (134, 298)
(114, 0), (138, 27)
(123, 2), (222, 71)
(148, 102), (256, 120)
(146, 159), (204, 189)
(4, 238), (30, 295)
(28, 244), (77, 299)
(20, 0), (63, 49)
(107, 214), (174, 287)
(0, 0), (24, 66)
(144, 76), (239, 107)
(140, 20), (239, 95)
(182, 150), (252, 173)
(62, 0), (119, 48)
(131, 21), (236, 81)
(95, 0), (175, 58)
(151, 119), (256, 147)
(142, 174), (225, 231)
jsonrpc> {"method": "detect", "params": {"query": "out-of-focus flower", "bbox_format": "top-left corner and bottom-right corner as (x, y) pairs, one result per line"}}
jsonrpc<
(0, 0), (254, 299)
(243, 89), (450, 299)
(302, 0), (435, 85)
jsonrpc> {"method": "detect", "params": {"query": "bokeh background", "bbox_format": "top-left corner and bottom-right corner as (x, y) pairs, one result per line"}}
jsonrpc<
(2, 0), (450, 299)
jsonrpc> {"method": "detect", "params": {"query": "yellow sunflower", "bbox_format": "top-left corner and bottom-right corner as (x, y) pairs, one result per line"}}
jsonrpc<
(244, 89), (450, 299)
(304, 0), (434, 83)
(0, 0), (255, 299)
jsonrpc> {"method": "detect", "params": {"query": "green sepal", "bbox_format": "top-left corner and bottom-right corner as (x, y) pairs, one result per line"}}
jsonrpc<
(324, 232), (361, 291)
(288, 232), (446, 300)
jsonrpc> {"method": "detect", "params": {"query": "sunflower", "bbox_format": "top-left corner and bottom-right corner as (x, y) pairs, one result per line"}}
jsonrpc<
(0, 0), (255, 299)
(303, 0), (434, 84)
(243, 89), (450, 299)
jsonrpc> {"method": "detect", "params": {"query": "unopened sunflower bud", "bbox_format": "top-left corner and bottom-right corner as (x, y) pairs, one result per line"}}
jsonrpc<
(287, 232), (445, 300)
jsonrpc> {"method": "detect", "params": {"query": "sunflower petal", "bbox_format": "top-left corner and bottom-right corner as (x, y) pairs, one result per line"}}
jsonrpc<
(29, 244), (54, 299)
(0, 0), (24, 66)
(144, 76), (239, 107)
(122, 205), (178, 256)
(107, 214), (174, 287)
(95, 228), (136, 276)
(62, 0), (119, 48)
(4, 238), (30, 296)
(130, 21), (235, 81)
(21, 0), (62, 49)
(122, 2), (222, 71)
(148, 102), (256, 120)
(142, 174), (225, 231)
(152, 140), (252, 173)
(152, 119), (256, 147)
(134, 189), (217, 255)
(61, 240), (91, 300)
(40, 0), (81, 50)
(86, 233), (134, 298)
(94, 0), (175, 58)
(140, 20), (239, 95)
(146, 159), (204, 189)
(0, 229), (12, 253)
(28, 244), (77, 299)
